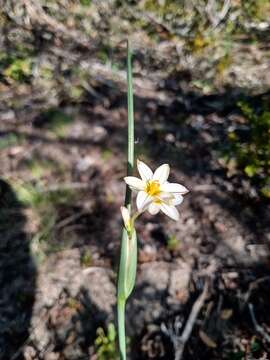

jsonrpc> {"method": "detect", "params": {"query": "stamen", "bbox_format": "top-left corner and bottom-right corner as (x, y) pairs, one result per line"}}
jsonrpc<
(145, 180), (161, 196)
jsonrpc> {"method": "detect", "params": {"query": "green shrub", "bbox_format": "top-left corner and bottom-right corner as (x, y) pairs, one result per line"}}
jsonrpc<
(226, 101), (270, 198)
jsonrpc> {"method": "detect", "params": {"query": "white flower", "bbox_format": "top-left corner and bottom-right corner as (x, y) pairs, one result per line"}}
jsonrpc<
(124, 160), (189, 221)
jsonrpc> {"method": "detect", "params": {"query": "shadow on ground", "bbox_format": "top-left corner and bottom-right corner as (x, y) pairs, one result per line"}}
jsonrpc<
(0, 180), (36, 360)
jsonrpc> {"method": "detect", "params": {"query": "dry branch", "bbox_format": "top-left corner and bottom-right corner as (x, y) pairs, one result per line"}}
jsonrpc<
(174, 280), (209, 360)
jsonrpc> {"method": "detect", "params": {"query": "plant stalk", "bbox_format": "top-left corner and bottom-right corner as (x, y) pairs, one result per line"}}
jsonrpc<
(117, 39), (134, 360)
(117, 299), (126, 360)
(125, 39), (134, 210)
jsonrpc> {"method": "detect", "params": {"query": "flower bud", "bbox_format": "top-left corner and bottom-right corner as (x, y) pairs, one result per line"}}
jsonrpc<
(120, 206), (131, 232)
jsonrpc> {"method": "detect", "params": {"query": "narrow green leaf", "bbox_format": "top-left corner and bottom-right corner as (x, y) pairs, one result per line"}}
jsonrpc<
(117, 229), (137, 300)
(125, 230), (137, 298)
(117, 229), (129, 300)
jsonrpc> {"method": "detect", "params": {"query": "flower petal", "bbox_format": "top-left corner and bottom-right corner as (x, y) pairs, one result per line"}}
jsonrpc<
(124, 176), (145, 191)
(153, 164), (170, 184)
(158, 192), (174, 201)
(160, 182), (189, 194)
(172, 194), (183, 205)
(160, 203), (179, 221)
(137, 160), (153, 181)
(136, 191), (152, 211)
(148, 203), (160, 215)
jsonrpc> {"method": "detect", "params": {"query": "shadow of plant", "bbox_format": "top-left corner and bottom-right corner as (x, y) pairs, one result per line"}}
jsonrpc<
(0, 179), (36, 360)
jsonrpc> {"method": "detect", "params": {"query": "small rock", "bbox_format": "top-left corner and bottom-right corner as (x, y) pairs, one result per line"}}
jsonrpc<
(44, 352), (60, 360)
(165, 133), (175, 143)
(24, 346), (36, 360)
(92, 125), (108, 142)
(214, 222), (227, 233)
(168, 263), (191, 305)
(8, 146), (24, 157)
(75, 155), (96, 172)
(139, 262), (170, 291)
(0, 110), (15, 121)
(139, 244), (157, 263)
(63, 344), (84, 360)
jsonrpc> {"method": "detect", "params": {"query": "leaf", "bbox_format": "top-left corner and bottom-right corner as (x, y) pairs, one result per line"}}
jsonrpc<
(117, 228), (137, 301)
(261, 186), (270, 198)
(244, 165), (257, 177)
(125, 230), (137, 298)
(199, 330), (217, 348)
(117, 228), (129, 301)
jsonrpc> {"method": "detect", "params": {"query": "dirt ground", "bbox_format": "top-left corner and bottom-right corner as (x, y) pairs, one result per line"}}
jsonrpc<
(1, 1), (270, 359)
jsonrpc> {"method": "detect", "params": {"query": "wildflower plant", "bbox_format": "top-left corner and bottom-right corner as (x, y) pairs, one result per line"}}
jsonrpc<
(117, 41), (188, 360)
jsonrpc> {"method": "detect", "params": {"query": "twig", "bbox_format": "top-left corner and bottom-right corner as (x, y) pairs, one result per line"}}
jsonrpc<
(39, 182), (91, 193)
(206, 0), (231, 29)
(193, 184), (218, 192)
(216, 0), (231, 27)
(55, 210), (88, 230)
(175, 280), (209, 360)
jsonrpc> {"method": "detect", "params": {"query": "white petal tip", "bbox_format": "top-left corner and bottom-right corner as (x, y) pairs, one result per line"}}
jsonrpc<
(153, 163), (170, 184)
(160, 204), (180, 221)
(182, 187), (189, 194)
(161, 182), (189, 194)
(137, 159), (153, 181)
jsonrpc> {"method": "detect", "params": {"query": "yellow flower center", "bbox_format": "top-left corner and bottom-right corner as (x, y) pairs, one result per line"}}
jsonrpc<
(145, 180), (161, 196)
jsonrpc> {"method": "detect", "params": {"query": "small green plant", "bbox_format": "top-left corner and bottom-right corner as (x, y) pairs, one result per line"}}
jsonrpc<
(225, 101), (270, 198)
(81, 249), (92, 268)
(0, 133), (23, 150)
(26, 157), (58, 180)
(242, 0), (270, 21)
(250, 337), (261, 353)
(167, 234), (180, 251)
(38, 109), (73, 137)
(13, 181), (76, 261)
(101, 149), (113, 160)
(80, 0), (91, 6)
(67, 297), (81, 310)
(95, 323), (119, 360)
(3, 57), (32, 82)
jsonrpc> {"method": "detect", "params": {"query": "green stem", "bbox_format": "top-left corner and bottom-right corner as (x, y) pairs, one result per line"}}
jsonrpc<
(117, 39), (134, 360)
(125, 39), (134, 211)
(117, 299), (126, 360)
